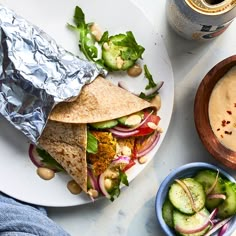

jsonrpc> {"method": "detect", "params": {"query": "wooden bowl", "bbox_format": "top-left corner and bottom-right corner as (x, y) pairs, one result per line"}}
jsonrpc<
(194, 55), (236, 169)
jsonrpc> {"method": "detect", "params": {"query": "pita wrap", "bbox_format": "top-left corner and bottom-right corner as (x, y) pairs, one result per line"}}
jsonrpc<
(49, 76), (155, 123)
(38, 121), (88, 192)
(39, 76), (157, 193)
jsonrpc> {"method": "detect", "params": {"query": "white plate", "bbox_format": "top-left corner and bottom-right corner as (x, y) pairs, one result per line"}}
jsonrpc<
(0, 0), (174, 207)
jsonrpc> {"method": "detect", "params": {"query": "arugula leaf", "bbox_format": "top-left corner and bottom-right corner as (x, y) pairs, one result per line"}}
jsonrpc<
(73, 5), (85, 27)
(120, 171), (129, 186)
(87, 131), (98, 154)
(114, 31), (145, 61)
(139, 92), (157, 101)
(108, 170), (129, 201)
(36, 148), (64, 171)
(99, 31), (109, 44)
(144, 64), (157, 89)
(68, 6), (98, 62)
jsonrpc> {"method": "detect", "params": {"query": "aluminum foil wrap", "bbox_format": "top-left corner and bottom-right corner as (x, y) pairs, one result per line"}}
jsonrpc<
(0, 5), (105, 144)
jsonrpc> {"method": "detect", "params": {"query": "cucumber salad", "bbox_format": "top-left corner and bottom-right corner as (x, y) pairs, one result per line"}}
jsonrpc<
(162, 169), (236, 235)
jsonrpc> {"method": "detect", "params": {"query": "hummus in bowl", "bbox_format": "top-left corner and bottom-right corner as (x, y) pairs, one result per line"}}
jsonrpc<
(194, 55), (236, 169)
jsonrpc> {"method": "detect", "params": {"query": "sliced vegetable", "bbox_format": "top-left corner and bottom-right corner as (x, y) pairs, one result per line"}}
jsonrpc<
(87, 168), (99, 191)
(114, 110), (153, 132)
(162, 169), (236, 236)
(194, 169), (226, 211)
(173, 207), (210, 235)
(102, 32), (145, 71)
(217, 181), (236, 219)
(135, 131), (160, 158)
(90, 119), (118, 129)
(133, 113), (160, 137)
(162, 198), (174, 228)
(108, 128), (139, 138)
(117, 111), (143, 127)
(204, 217), (232, 236)
(168, 178), (205, 215)
(28, 144), (44, 168)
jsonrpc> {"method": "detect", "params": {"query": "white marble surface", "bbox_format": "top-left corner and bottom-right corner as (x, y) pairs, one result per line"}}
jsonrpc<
(47, 0), (236, 235)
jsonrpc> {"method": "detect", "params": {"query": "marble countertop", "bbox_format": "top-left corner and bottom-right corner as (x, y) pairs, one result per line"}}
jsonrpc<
(47, 0), (236, 235)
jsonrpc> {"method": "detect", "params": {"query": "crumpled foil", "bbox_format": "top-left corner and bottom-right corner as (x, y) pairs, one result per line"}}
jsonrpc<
(0, 5), (106, 144)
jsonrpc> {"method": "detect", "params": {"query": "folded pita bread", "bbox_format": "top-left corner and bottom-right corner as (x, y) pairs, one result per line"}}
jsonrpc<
(39, 76), (156, 193)
(38, 121), (88, 192)
(49, 76), (155, 123)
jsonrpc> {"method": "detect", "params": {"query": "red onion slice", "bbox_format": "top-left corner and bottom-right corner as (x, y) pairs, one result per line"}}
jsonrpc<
(218, 221), (230, 236)
(87, 168), (99, 191)
(142, 81), (164, 96)
(28, 144), (44, 168)
(112, 156), (130, 165)
(207, 194), (226, 200)
(98, 172), (111, 199)
(175, 208), (219, 234)
(175, 220), (210, 234)
(118, 80), (164, 96)
(206, 169), (219, 195)
(136, 132), (160, 158)
(204, 217), (232, 236)
(108, 128), (139, 138)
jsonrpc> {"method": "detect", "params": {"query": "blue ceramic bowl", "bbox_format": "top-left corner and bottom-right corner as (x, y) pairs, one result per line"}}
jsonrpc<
(155, 162), (236, 236)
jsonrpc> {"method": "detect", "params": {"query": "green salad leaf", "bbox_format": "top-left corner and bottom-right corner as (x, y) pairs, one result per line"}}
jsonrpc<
(36, 148), (64, 171)
(144, 64), (157, 89)
(68, 6), (98, 62)
(113, 31), (145, 61)
(87, 131), (98, 154)
(108, 170), (129, 202)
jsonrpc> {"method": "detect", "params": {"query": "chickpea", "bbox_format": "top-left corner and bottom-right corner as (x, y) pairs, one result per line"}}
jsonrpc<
(147, 121), (158, 130)
(138, 156), (147, 164)
(67, 180), (82, 195)
(127, 64), (142, 77)
(37, 167), (55, 180)
(90, 23), (102, 41)
(116, 56), (124, 69)
(88, 189), (99, 198)
(104, 178), (112, 190)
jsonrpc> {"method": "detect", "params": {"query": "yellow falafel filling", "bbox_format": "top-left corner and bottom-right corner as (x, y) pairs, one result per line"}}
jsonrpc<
(87, 131), (117, 176)
(87, 131), (135, 176)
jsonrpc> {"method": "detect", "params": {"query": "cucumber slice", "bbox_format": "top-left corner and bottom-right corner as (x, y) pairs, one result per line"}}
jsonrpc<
(169, 178), (205, 215)
(90, 120), (118, 129)
(194, 170), (226, 210)
(173, 208), (210, 236)
(162, 198), (174, 228)
(217, 181), (236, 219)
(102, 34), (135, 71)
(117, 111), (143, 127)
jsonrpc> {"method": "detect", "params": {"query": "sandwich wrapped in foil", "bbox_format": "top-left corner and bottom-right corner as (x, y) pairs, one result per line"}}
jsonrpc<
(0, 5), (105, 144)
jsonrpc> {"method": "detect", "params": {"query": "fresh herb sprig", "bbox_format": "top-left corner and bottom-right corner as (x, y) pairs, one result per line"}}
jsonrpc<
(67, 6), (98, 62)
(113, 31), (145, 61)
(108, 170), (129, 201)
(144, 64), (157, 89)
